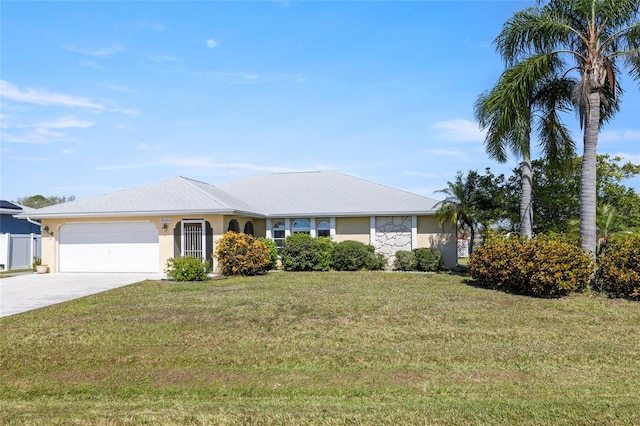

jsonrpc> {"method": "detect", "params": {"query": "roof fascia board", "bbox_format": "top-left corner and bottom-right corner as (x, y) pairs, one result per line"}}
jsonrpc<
(16, 209), (266, 220)
(263, 211), (436, 218)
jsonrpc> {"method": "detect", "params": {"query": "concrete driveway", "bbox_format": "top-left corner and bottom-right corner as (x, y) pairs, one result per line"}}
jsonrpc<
(0, 272), (163, 318)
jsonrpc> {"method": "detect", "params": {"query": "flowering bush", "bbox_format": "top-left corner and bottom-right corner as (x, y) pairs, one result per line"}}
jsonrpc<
(469, 233), (595, 297)
(215, 232), (270, 276)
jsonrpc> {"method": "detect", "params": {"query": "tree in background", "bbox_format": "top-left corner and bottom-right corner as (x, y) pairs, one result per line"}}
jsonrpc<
(435, 170), (506, 253)
(475, 55), (575, 238)
(503, 154), (640, 234)
(15, 195), (75, 209)
(496, 0), (640, 253)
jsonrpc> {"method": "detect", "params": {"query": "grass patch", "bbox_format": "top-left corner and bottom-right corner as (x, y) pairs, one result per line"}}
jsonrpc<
(1, 271), (639, 424)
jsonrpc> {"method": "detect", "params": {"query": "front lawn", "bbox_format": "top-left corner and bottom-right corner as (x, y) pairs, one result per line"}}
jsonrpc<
(1, 272), (638, 425)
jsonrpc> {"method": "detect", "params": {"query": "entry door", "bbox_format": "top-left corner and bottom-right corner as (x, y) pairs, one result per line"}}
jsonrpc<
(182, 220), (205, 259)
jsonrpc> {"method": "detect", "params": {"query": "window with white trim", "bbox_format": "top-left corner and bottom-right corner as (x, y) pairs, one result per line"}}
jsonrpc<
(292, 219), (310, 234)
(317, 220), (330, 237)
(273, 221), (286, 250)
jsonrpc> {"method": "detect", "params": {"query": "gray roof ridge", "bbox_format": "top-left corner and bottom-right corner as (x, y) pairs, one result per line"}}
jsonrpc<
(178, 176), (260, 213)
(178, 176), (235, 210)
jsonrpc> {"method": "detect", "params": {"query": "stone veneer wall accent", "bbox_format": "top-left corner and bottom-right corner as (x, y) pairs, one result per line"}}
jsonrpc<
(374, 216), (412, 262)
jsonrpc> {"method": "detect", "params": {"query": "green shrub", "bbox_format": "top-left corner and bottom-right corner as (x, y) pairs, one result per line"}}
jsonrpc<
(469, 234), (595, 297)
(597, 235), (640, 300)
(258, 237), (279, 270)
(281, 233), (334, 271)
(314, 237), (335, 271)
(521, 235), (595, 296)
(468, 234), (526, 291)
(165, 256), (211, 281)
(215, 232), (270, 276)
(394, 250), (417, 271)
(332, 240), (381, 271)
(368, 252), (388, 271)
(413, 248), (443, 272)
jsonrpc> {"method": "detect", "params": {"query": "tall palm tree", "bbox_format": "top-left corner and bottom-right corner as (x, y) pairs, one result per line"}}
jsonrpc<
(475, 55), (575, 238)
(435, 171), (479, 254)
(495, 0), (640, 253)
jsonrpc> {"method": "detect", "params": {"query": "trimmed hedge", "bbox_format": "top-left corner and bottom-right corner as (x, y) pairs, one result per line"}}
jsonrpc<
(215, 232), (270, 276)
(597, 235), (640, 300)
(393, 249), (443, 272)
(281, 234), (333, 271)
(413, 248), (444, 272)
(332, 240), (386, 271)
(393, 250), (417, 271)
(165, 256), (211, 281)
(469, 234), (595, 297)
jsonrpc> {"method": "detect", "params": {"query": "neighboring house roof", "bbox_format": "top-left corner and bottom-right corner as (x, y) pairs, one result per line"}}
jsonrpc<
(0, 201), (35, 216)
(217, 171), (439, 216)
(18, 172), (440, 219)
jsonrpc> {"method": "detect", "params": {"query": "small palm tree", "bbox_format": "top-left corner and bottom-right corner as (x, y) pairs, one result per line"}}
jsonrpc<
(495, 0), (640, 253)
(568, 203), (632, 254)
(435, 171), (479, 254)
(475, 55), (575, 238)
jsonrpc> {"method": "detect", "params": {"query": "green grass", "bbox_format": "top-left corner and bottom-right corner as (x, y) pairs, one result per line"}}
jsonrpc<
(1, 271), (639, 425)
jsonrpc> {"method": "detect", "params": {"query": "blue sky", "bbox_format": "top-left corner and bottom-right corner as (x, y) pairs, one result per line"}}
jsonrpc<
(2, 1), (639, 203)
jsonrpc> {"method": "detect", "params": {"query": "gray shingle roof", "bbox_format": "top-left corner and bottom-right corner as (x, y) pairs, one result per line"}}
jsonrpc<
(19, 177), (258, 218)
(217, 171), (438, 216)
(19, 172), (439, 219)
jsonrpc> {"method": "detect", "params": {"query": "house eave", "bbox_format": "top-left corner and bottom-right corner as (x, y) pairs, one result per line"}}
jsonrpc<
(16, 209), (266, 220)
(263, 210), (437, 218)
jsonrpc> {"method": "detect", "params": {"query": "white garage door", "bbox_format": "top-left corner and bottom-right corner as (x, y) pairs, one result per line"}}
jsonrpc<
(59, 222), (159, 272)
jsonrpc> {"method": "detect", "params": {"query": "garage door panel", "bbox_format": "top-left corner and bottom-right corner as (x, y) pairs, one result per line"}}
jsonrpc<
(59, 222), (159, 273)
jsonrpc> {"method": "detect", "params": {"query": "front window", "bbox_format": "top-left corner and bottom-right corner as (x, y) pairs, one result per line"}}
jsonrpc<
(244, 221), (254, 236)
(292, 219), (310, 234)
(317, 220), (330, 238)
(228, 219), (240, 233)
(273, 221), (285, 251)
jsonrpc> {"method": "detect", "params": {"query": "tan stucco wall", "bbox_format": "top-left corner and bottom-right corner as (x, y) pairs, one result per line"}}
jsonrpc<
(416, 216), (456, 268)
(222, 216), (266, 238)
(41, 214), (456, 272)
(335, 216), (370, 245)
(41, 215), (231, 273)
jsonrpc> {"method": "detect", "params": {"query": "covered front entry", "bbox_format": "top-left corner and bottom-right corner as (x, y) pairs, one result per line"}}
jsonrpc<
(58, 222), (159, 272)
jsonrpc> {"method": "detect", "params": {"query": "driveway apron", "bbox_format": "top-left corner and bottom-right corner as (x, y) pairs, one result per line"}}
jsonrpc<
(0, 273), (162, 318)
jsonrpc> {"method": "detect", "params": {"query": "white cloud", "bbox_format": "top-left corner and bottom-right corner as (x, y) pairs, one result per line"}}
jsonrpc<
(0, 80), (105, 110)
(206, 38), (219, 48)
(146, 55), (177, 63)
(63, 44), (124, 57)
(61, 149), (74, 155)
(430, 119), (486, 143)
(610, 152), (640, 164)
(163, 156), (301, 173)
(1, 128), (71, 144)
(33, 116), (94, 129)
(599, 129), (640, 143)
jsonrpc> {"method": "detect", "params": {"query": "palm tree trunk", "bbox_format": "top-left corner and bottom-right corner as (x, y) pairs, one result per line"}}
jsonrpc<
(580, 91), (600, 254)
(520, 150), (533, 238)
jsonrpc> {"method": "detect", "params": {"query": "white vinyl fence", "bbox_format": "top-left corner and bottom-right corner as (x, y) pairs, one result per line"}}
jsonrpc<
(0, 233), (41, 271)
